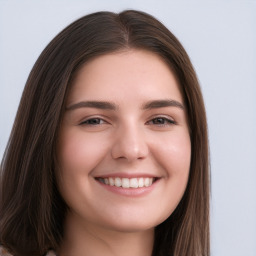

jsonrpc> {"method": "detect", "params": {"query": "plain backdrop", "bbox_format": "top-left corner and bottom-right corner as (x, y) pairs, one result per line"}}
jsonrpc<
(0, 0), (255, 255)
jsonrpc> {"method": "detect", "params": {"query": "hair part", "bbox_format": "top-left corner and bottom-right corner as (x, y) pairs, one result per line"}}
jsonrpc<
(0, 10), (210, 256)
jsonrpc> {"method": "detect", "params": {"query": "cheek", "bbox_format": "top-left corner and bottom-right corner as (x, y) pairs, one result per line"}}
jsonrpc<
(149, 133), (191, 220)
(152, 131), (191, 175)
(56, 131), (103, 208)
(56, 131), (106, 202)
(57, 130), (108, 174)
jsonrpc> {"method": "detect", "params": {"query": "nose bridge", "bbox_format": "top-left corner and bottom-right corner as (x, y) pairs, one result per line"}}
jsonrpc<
(111, 120), (148, 161)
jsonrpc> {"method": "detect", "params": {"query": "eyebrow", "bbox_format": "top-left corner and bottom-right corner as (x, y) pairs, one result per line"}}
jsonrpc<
(142, 99), (184, 110)
(66, 99), (184, 111)
(66, 101), (117, 111)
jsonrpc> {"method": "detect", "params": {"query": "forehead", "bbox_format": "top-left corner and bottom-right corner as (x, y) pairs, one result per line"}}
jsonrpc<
(67, 49), (183, 106)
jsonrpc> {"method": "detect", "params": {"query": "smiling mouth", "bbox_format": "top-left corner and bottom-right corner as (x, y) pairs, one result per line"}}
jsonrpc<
(96, 177), (158, 188)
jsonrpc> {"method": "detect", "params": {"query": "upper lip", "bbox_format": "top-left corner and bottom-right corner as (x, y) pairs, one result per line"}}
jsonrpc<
(94, 172), (160, 179)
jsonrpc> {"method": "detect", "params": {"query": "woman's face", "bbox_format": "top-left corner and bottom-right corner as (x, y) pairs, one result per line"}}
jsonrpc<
(57, 49), (191, 232)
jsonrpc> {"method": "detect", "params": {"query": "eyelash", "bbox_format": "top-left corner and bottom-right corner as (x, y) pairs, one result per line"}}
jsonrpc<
(79, 118), (107, 126)
(79, 116), (176, 127)
(146, 117), (176, 126)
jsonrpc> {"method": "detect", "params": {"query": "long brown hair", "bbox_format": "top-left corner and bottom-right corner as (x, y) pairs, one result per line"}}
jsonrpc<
(0, 10), (210, 256)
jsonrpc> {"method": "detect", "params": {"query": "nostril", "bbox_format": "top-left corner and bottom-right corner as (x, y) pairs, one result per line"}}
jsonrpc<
(110, 131), (149, 161)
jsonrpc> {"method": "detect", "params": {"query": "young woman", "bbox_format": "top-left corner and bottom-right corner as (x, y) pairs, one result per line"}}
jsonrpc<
(0, 10), (210, 256)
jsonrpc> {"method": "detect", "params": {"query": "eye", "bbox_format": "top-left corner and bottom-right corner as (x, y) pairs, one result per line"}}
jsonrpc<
(79, 118), (106, 126)
(146, 117), (176, 126)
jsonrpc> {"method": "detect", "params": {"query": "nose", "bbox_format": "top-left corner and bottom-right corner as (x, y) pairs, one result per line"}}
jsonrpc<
(111, 124), (149, 162)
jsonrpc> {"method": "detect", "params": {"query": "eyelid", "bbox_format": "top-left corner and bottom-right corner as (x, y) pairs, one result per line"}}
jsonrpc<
(78, 116), (109, 126)
(146, 115), (176, 125)
(77, 114), (176, 127)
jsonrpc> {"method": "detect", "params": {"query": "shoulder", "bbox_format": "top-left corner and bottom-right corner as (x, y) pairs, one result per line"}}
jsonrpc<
(45, 251), (57, 256)
(0, 246), (12, 256)
(0, 246), (57, 256)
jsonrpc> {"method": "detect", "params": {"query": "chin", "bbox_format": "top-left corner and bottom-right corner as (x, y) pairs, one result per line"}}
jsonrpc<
(99, 214), (168, 233)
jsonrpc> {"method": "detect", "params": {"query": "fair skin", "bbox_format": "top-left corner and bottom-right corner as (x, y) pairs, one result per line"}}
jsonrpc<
(57, 49), (191, 256)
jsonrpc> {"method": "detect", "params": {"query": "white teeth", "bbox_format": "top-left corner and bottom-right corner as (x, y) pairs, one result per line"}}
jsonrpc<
(145, 178), (150, 187)
(115, 177), (122, 187)
(122, 178), (130, 188)
(99, 177), (154, 188)
(138, 177), (144, 187)
(109, 177), (115, 186)
(130, 178), (138, 188)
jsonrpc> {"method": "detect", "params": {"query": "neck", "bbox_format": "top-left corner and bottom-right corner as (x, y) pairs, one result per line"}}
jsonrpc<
(58, 212), (154, 256)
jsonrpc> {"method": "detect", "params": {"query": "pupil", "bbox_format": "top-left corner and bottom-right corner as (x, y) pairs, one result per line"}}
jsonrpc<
(89, 119), (100, 124)
(154, 118), (164, 124)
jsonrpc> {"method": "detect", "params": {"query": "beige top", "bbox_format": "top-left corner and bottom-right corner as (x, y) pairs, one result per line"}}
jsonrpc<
(0, 246), (56, 256)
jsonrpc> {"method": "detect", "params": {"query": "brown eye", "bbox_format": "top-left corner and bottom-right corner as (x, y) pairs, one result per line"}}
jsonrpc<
(80, 118), (105, 125)
(147, 117), (176, 126)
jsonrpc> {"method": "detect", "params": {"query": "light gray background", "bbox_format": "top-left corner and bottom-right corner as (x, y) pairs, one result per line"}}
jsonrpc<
(0, 1), (255, 255)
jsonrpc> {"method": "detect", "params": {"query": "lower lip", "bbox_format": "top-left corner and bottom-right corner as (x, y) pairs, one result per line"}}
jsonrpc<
(95, 179), (159, 197)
